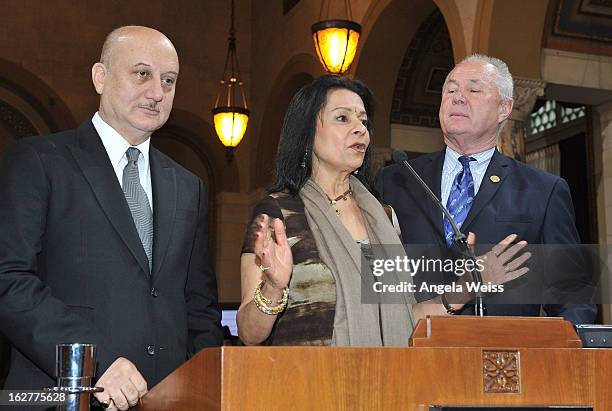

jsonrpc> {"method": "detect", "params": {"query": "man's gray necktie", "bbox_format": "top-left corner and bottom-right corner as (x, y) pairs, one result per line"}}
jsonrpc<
(123, 147), (153, 271)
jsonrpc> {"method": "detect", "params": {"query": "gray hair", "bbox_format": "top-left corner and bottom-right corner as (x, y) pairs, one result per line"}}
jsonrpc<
(444, 54), (514, 137)
(458, 54), (514, 102)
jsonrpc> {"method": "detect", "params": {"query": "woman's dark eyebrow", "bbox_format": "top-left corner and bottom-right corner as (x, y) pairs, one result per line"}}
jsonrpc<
(330, 106), (367, 116)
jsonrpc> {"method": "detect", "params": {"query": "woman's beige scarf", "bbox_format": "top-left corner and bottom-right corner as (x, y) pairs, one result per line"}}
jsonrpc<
(299, 176), (415, 346)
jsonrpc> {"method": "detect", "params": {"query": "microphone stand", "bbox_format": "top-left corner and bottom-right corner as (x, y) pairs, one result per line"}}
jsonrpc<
(393, 152), (486, 316)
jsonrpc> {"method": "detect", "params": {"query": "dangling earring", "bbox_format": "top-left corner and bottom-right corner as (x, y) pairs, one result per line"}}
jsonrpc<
(353, 168), (359, 175)
(300, 150), (308, 168)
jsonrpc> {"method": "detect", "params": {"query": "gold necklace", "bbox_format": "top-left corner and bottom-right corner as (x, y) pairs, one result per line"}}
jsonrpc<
(327, 187), (352, 215)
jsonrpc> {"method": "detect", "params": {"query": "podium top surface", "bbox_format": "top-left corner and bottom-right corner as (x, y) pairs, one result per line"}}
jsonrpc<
(409, 316), (582, 348)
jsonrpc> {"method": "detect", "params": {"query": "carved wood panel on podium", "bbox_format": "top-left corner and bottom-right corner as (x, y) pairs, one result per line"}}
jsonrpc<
(138, 317), (611, 410)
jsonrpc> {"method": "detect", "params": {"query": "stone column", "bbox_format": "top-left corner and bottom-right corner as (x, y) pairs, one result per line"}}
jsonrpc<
(215, 189), (265, 303)
(596, 102), (612, 244)
(498, 77), (546, 161)
(595, 102), (612, 324)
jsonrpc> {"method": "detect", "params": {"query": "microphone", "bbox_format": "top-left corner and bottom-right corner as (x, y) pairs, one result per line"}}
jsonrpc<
(392, 149), (486, 316)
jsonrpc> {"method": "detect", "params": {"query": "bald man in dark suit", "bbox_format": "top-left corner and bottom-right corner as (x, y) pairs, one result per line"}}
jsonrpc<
(0, 26), (223, 410)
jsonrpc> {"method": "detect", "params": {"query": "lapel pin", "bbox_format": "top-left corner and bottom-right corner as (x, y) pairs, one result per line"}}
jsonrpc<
(490, 175), (500, 183)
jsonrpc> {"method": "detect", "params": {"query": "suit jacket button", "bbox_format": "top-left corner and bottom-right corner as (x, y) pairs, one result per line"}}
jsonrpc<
(151, 287), (159, 298)
(146, 345), (155, 356)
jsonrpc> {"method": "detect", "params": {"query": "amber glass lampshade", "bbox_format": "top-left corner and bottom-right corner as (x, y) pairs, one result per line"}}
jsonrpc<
(212, 0), (249, 159)
(212, 106), (249, 148)
(312, 20), (361, 75)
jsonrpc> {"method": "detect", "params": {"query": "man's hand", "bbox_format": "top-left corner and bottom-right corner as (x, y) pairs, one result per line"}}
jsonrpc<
(468, 232), (531, 284)
(94, 357), (147, 410)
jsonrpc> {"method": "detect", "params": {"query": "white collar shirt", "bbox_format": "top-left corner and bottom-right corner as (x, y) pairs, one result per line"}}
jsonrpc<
(91, 112), (153, 211)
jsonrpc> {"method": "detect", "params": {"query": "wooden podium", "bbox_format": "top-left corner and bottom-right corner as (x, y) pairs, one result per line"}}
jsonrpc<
(138, 317), (612, 410)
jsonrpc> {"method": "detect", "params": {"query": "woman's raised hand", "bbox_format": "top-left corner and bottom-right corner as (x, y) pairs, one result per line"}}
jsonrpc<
(252, 214), (293, 289)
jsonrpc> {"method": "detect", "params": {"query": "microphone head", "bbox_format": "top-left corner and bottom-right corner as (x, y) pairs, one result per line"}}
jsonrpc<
(392, 149), (409, 164)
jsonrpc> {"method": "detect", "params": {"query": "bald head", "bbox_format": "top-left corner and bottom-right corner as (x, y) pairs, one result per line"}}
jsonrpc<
(92, 26), (179, 145)
(100, 26), (177, 70)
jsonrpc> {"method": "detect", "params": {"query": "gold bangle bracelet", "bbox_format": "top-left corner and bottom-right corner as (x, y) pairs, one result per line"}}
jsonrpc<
(254, 280), (289, 315)
(256, 283), (275, 306)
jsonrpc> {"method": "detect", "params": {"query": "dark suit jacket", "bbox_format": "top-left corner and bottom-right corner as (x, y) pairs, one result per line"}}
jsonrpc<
(0, 120), (223, 391)
(376, 148), (596, 324)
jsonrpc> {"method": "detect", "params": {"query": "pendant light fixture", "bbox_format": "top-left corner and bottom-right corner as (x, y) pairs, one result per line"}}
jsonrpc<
(312, 0), (361, 75)
(212, 0), (249, 160)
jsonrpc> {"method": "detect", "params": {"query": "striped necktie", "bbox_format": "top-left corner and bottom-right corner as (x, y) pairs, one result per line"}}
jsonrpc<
(122, 147), (153, 270)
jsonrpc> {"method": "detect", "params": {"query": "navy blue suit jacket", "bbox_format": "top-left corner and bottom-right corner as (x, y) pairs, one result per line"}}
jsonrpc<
(376, 148), (596, 324)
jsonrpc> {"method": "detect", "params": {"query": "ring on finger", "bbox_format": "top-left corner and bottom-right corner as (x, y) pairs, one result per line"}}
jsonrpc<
(259, 264), (270, 272)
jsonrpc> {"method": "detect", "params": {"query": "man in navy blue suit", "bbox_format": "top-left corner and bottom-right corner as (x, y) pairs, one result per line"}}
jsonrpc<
(376, 54), (596, 324)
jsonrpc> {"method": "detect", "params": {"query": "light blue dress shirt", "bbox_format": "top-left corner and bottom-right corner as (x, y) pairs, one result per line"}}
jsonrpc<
(440, 146), (496, 208)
